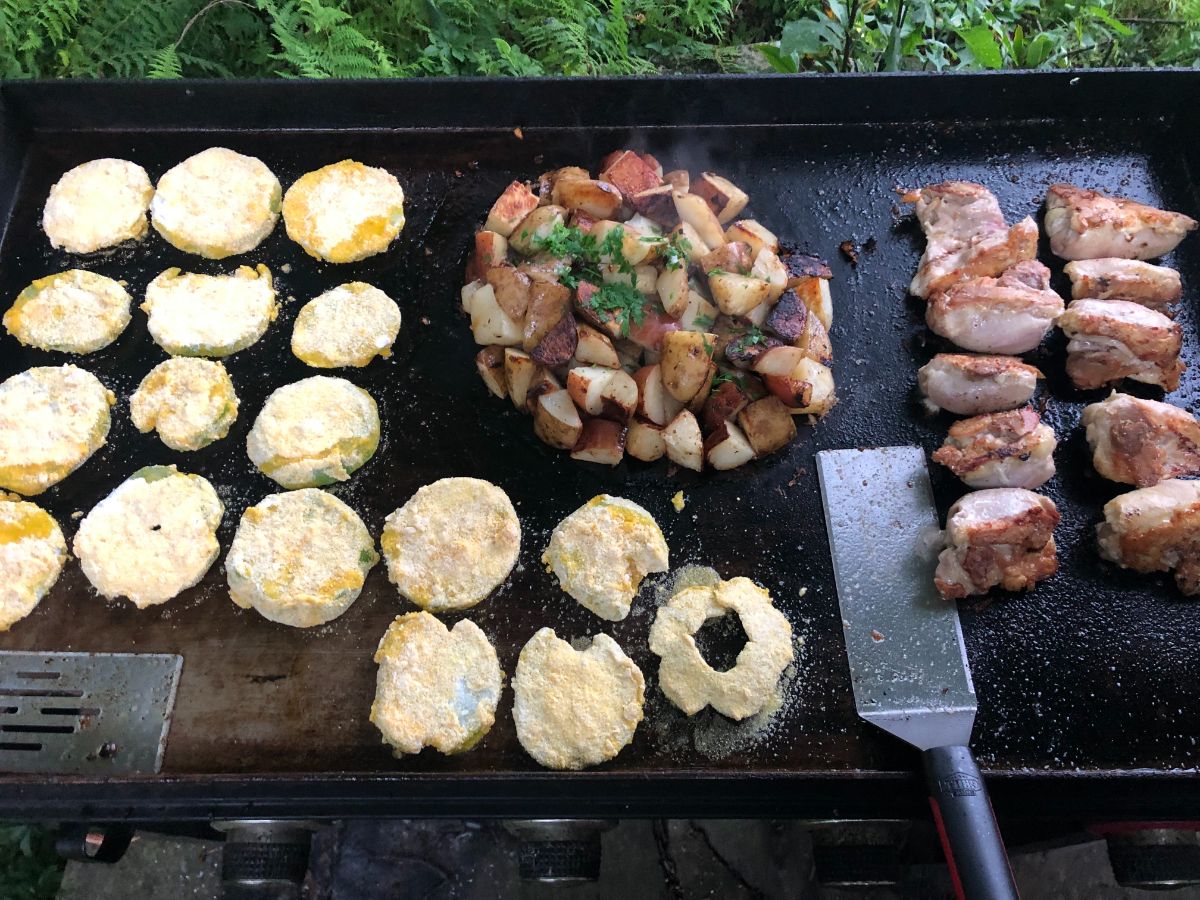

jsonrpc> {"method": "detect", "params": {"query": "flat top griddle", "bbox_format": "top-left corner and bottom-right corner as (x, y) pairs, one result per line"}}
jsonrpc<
(0, 73), (1198, 821)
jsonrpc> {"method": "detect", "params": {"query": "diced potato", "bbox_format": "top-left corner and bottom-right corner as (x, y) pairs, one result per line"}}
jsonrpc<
(626, 306), (680, 354)
(504, 348), (539, 412)
(633, 364), (684, 426)
(793, 275), (833, 330)
(640, 153), (664, 177)
(686, 363), (716, 414)
(780, 251), (832, 284)
(567, 365), (639, 422)
(698, 242), (753, 275)
(470, 283), (523, 346)
(664, 170), (690, 192)
(527, 368), (562, 412)
(673, 191), (726, 250)
(518, 255), (570, 285)
(677, 290), (719, 333)
(475, 346), (508, 400)
(737, 396), (797, 456)
(631, 185), (679, 226)
(461, 279), (486, 315)
(523, 281), (571, 352)
(485, 181), (540, 237)
(744, 301), (770, 327)
(764, 289), (808, 343)
(575, 324), (621, 368)
(671, 221), (712, 260)
(663, 409), (704, 472)
(599, 151), (663, 201)
(487, 265), (533, 320)
(656, 265), (690, 319)
(536, 166), (590, 203)
(709, 272), (771, 317)
(753, 345), (813, 407)
(661, 330), (717, 403)
(690, 173), (749, 224)
(509, 205), (566, 256)
(786, 358), (836, 416)
(552, 178), (624, 219)
(568, 209), (598, 234)
(701, 380), (750, 433)
(796, 311), (833, 365)
(467, 231), (510, 282)
(751, 249), (788, 303)
(626, 419), (666, 461)
(600, 264), (656, 294)
(571, 418), (627, 466)
(573, 280), (622, 340)
(705, 421), (755, 470)
(724, 220), (778, 258)
(534, 388), (583, 449)
(590, 220), (653, 266)
(531, 307), (578, 368)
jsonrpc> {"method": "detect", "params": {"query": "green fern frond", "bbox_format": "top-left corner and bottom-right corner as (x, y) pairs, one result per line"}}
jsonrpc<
(147, 45), (183, 78)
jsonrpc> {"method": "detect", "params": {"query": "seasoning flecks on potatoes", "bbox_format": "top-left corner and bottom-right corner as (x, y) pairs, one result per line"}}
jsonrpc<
(462, 150), (836, 471)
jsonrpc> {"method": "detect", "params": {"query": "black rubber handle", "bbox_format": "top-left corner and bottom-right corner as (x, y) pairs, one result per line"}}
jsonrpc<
(923, 745), (1019, 900)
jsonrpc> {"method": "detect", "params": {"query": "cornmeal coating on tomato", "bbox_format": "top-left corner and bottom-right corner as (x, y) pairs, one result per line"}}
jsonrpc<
(0, 365), (114, 496)
(381, 477), (520, 612)
(142, 265), (276, 357)
(282, 160), (405, 263)
(73, 466), (223, 609)
(513, 628), (644, 770)
(4, 270), (132, 354)
(42, 158), (153, 254)
(370, 611), (502, 756)
(130, 358), (239, 451)
(246, 376), (380, 489)
(150, 147), (281, 258)
(0, 495), (67, 632)
(226, 489), (378, 628)
(291, 282), (402, 368)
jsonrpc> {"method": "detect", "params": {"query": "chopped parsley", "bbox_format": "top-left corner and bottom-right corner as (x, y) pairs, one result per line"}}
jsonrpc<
(712, 371), (747, 390)
(532, 222), (645, 336)
(729, 324), (767, 356)
(707, 267), (729, 277)
(640, 231), (692, 270)
(692, 313), (715, 329)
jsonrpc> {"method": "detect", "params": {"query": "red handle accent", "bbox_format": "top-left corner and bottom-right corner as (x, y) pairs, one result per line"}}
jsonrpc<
(931, 795), (967, 900)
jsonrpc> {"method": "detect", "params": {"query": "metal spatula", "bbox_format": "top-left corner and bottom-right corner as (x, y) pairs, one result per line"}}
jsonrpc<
(816, 446), (1019, 900)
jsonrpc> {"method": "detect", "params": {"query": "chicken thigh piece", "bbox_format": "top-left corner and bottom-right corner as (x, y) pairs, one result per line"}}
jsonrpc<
(918, 354), (1040, 416)
(1082, 392), (1200, 487)
(903, 181), (1039, 299)
(935, 488), (1060, 599)
(1045, 184), (1197, 261)
(1057, 298), (1184, 392)
(1064, 258), (1182, 314)
(1098, 479), (1200, 595)
(926, 260), (1064, 354)
(932, 406), (1057, 489)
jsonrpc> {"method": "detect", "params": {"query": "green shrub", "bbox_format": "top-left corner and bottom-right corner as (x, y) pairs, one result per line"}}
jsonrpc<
(0, 824), (62, 900)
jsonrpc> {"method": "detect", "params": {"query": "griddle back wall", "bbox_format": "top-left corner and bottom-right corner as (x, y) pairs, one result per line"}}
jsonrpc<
(0, 77), (1198, 781)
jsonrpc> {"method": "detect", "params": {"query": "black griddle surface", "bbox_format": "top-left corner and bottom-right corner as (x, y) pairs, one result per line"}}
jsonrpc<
(0, 77), (1198, 817)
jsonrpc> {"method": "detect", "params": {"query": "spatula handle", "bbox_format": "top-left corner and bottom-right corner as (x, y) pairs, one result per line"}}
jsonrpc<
(923, 745), (1019, 900)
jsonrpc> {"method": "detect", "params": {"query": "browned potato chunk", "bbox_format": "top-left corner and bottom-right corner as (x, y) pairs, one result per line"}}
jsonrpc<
(476, 346), (508, 399)
(534, 388), (582, 449)
(702, 379), (750, 433)
(764, 289), (808, 343)
(640, 153), (664, 177)
(526, 368), (562, 412)
(523, 281), (571, 352)
(737, 396), (797, 456)
(485, 181), (540, 237)
(552, 178), (624, 219)
(724, 220), (778, 258)
(467, 231), (510, 282)
(751, 248), (788, 303)
(753, 345), (813, 408)
(686, 363), (717, 414)
(470, 283), (523, 346)
(709, 271), (771, 317)
(631, 184), (679, 226)
(721, 318), (782, 370)
(626, 419), (666, 461)
(781, 251), (832, 283)
(705, 421), (755, 470)
(590, 220), (653, 266)
(793, 274), (833, 330)
(661, 330), (717, 403)
(570, 418), (627, 466)
(690, 173), (749, 224)
(786, 358), (835, 416)
(509, 205), (566, 256)
(698, 242), (753, 275)
(663, 409), (704, 472)
(487, 265), (532, 320)
(633, 364), (684, 426)
(677, 290), (719, 333)
(656, 265), (690, 318)
(504, 348), (539, 411)
(673, 191), (725, 250)
(567, 365), (639, 422)
(795, 312), (832, 365)
(664, 170), (690, 192)
(671, 222), (712, 260)
(531, 307), (578, 368)
(575, 324), (621, 368)
(536, 166), (590, 203)
(599, 151), (663, 201)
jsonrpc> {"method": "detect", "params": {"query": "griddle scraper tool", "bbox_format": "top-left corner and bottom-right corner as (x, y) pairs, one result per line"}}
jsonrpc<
(816, 446), (1018, 900)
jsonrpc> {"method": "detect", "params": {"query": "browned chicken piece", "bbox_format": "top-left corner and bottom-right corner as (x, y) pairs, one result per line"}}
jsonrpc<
(1045, 184), (1198, 261)
(902, 181), (1039, 299)
(926, 260), (1064, 355)
(918, 354), (1041, 416)
(1082, 392), (1200, 487)
(1064, 258), (1182, 314)
(1098, 479), (1200, 595)
(1057, 298), (1184, 392)
(935, 488), (1060, 599)
(931, 406), (1057, 489)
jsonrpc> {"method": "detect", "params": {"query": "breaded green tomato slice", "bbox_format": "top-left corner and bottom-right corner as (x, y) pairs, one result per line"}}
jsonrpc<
(513, 628), (645, 770)
(0, 494), (67, 631)
(150, 147), (281, 259)
(142, 265), (277, 357)
(246, 376), (380, 489)
(283, 160), (405, 263)
(0, 365), (114, 496)
(226, 489), (379, 628)
(291, 282), (402, 368)
(381, 477), (520, 613)
(42, 158), (153, 254)
(73, 465), (223, 609)
(370, 611), (503, 756)
(130, 358), (239, 451)
(4, 270), (132, 354)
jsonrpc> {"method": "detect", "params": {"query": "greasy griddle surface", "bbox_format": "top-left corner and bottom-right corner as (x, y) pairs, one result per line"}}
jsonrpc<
(1, 121), (1198, 777)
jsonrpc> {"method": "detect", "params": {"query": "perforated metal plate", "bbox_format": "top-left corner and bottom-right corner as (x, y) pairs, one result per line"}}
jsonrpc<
(0, 652), (182, 775)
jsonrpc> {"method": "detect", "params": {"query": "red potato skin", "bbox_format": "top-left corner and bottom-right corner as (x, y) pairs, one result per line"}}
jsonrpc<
(702, 381), (750, 434)
(568, 210), (599, 234)
(599, 151), (664, 201)
(531, 307), (578, 367)
(627, 303), (681, 351)
(640, 153), (664, 176)
(571, 418), (627, 465)
(467, 232), (510, 283)
(720, 321), (784, 370)
(764, 374), (813, 408)
(525, 372), (560, 413)
(631, 185), (680, 226)
(764, 289), (808, 343)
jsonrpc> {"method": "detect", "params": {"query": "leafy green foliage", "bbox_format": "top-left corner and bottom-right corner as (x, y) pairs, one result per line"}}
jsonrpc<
(0, 0), (1193, 77)
(0, 824), (63, 900)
